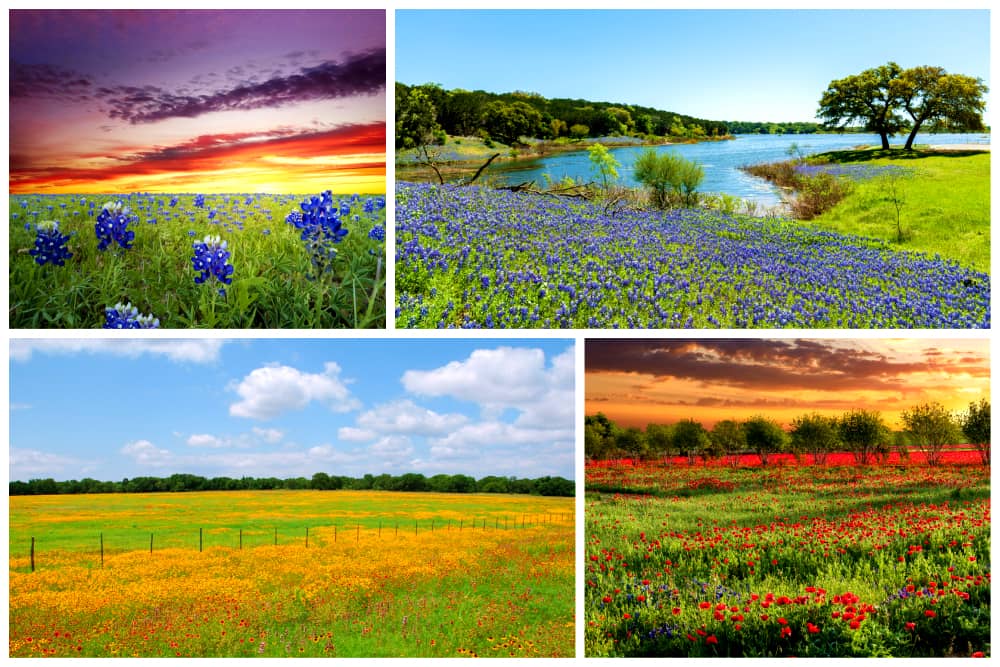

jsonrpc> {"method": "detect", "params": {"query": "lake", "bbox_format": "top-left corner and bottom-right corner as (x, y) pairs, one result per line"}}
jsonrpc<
(490, 132), (989, 207)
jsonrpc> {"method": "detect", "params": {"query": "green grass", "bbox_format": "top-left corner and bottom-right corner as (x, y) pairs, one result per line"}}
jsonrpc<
(10, 193), (386, 328)
(585, 464), (989, 657)
(806, 149), (990, 272)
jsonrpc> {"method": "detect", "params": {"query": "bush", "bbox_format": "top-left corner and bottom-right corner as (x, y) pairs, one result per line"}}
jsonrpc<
(790, 173), (851, 220)
(633, 149), (704, 208)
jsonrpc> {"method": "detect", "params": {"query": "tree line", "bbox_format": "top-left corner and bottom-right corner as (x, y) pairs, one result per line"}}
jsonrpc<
(585, 399), (990, 467)
(9, 472), (575, 497)
(396, 82), (731, 149)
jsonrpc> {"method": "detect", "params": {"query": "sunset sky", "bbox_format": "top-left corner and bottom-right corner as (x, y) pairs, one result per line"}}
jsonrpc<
(10, 10), (385, 194)
(586, 338), (990, 430)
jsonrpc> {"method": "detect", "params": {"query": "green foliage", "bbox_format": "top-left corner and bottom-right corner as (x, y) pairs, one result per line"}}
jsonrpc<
(633, 149), (705, 208)
(569, 123), (590, 140)
(588, 144), (620, 190)
(742, 416), (786, 466)
(395, 82), (442, 149)
(711, 419), (746, 466)
(960, 399), (990, 465)
(901, 402), (960, 467)
(789, 172), (853, 220)
(671, 419), (712, 463)
(480, 100), (545, 145)
(818, 62), (988, 150)
(838, 409), (890, 464)
(789, 413), (840, 464)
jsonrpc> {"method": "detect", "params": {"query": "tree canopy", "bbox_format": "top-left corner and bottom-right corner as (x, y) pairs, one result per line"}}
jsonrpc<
(818, 62), (987, 150)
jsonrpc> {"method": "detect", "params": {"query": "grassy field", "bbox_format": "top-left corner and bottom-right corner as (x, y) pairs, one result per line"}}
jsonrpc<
(10, 192), (386, 328)
(9, 490), (574, 657)
(805, 149), (990, 272)
(585, 462), (989, 657)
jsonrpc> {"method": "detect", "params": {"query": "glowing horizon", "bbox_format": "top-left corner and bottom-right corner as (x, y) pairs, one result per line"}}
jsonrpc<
(586, 339), (990, 431)
(10, 10), (386, 195)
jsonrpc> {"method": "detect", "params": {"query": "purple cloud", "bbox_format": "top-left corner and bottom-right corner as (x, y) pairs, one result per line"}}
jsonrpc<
(105, 48), (385, 124)
(10, 61), (94, 99)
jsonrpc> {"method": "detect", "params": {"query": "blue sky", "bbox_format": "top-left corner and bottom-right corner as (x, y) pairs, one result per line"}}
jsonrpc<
(9, 339), (575, 482)
(396, 9), (991, 123)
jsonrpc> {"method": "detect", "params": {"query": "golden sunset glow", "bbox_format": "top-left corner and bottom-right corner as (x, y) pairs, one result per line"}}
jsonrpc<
(586, 338), (990, 429)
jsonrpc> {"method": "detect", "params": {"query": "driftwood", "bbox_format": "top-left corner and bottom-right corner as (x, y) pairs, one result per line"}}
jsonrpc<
(496, 180), (595, 201)
(467, 153), (502, 184)
(418, 145), (445, 185)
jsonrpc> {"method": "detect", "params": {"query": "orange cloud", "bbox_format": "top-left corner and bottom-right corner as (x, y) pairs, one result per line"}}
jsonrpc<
(10, 123), (386, 194)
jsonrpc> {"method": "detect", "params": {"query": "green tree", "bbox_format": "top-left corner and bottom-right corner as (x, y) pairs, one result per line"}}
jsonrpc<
(480, 100), (544, 145)
(588, 144), (620, 190)
(894, 66), (988, 150)
(585, 413), (621, 460)
(711, 419), (746, 467)
(838, 409), (889, 464)
(818, 62), (906, 150)
(395, 83), (441, 149)
(645, 423), (674, 461)
(789, 413), (840, 465)
(617, 426), (649, 460)
(960, 399), (990, 466)
(901, 402), (960, 466)
(671, 418), (711, 464)
(742, 416), (785, 467)
(569, 123), (589, 140)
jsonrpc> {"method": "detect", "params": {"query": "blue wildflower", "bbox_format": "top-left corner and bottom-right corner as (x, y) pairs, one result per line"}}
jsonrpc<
(193, 194), (205, 208)
(191, 234), (234, 286)
(103, 302), (160, 329)
(368, 225), (385, 242)
(95, 201), (135, 251)
(29, 220), (74, 266)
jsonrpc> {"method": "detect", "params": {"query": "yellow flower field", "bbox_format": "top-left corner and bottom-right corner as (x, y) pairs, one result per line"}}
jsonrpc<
(9, 491), (575, 657)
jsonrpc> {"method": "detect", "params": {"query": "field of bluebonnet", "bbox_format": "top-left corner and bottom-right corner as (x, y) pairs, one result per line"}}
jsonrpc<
(395, 182), (989, 329)
(11, 192), (386, 329)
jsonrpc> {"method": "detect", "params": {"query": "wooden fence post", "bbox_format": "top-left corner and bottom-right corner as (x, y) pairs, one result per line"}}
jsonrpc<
(356, 524), (360, 542)
(239, 528), (243, 550)
(30, 537), (35, 573)
(199, 527), (203, 552)
(100, 533), (104, 568)
(274, 527), (277, 546)
(150, 533), (153, 554)
(306, 527), (309, 548)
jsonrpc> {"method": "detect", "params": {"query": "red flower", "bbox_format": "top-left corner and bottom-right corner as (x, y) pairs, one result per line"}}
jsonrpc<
(905, 622), (916, 631)
(777, 617), (788, 626)
(602, 596), (612, 604)
(706, 635), (718, 645)
(925, 610), (937, 618)
(623, 613), (631, 620)
(807, 623), (820, 634)
(972, 652), (985, 658)
(672, 607), (681, 615)
(849, 620), (861, 630)
(780, 627), (792, 637)
(699, 601), (711, 610)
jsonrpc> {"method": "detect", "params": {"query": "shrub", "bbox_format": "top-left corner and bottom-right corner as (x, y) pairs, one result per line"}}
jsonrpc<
(633, 149), (704, 208)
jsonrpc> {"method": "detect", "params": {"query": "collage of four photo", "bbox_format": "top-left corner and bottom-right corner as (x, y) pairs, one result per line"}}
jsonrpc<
(7, 7), (991, 659)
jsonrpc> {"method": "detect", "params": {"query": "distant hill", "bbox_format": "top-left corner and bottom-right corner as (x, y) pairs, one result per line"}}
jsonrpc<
(396, 82), (824, 148)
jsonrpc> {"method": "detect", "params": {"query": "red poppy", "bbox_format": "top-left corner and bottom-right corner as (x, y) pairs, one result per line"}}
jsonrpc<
(706, 635), (718, 645)
(905, 622), (916, 631)
(925, 610), (937, 618)
(672, 607), (681, 615)
(807, 623), (820, 634)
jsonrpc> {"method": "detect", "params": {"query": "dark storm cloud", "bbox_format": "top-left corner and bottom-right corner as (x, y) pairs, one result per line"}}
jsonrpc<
(10, 61), (94, 100)
(585, 339), (988, 393)
(104, 48), (385, 124)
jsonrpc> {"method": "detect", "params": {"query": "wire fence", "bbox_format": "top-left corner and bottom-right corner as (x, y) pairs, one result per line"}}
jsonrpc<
(17, 512), (575, 572)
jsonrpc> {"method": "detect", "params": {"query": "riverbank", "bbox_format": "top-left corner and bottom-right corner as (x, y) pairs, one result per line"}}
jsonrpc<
(757, 147), (990, 273)
(395, 133), (733, 182)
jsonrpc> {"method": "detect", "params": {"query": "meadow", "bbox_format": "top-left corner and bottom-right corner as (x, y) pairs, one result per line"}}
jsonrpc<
(585, 461), (990, 657)
(10, 192), (386, 329)
(9, 490), (574, 657)
(395, 182), (989, 329)
(747, 148), (990, 272)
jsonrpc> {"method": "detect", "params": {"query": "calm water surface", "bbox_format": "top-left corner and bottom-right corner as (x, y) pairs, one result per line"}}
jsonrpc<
(491, 133), (988, 206)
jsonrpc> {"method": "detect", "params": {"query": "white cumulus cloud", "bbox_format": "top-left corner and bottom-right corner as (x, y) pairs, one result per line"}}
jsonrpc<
(356, 399), (468, 436)
(229, 362), (359, 420)
(121, 440), (173, 467)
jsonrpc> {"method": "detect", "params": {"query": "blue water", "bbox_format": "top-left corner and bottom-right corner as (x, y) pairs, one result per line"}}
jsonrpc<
(492, 132), (989, 206)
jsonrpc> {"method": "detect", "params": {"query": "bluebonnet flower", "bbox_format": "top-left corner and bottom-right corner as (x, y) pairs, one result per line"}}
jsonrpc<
(95, 201), (135, 251)
(170, 196), (179, 207)
(191, 234), (234, 286)
(368, 225), (385, 242)
(291, 190), (350, 274)
(193, 194), (205, 208)
(103, 302), (160, 329)
(29, 220), (74, 266)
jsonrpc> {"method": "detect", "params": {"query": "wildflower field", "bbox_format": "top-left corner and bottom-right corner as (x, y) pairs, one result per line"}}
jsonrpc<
(10, 192), (386, 329)
(585, 460), (989, 657)
(9, 490), (574, 657)
(395, 182), (989, 329)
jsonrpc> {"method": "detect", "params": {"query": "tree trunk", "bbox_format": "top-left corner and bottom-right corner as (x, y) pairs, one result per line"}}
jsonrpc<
(879, 132), (891, 150)
(903, 120), (924, 150)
